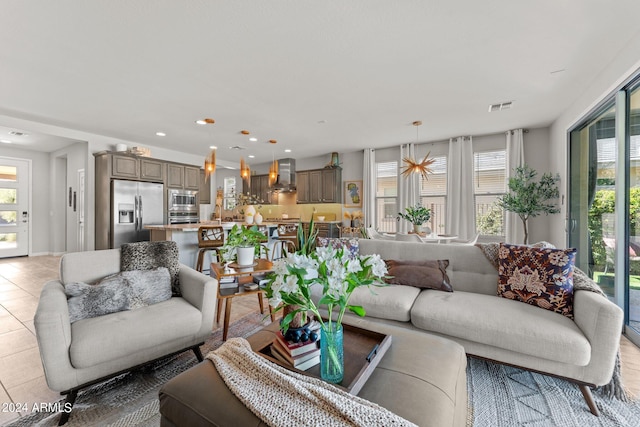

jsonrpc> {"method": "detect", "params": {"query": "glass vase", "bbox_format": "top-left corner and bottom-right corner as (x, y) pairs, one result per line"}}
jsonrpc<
(320, 323), (344, 383)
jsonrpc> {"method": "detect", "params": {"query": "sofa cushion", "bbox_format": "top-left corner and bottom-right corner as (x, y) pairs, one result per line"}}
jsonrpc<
(121, 241), (181, 296)
(410, 290), (591, 366)
(311, 283), (421, 322)
(69, 298), (202, 369)
(385, 259), (452, 292)
(65, 268), (172, 323)
(498, 243), (576, 318)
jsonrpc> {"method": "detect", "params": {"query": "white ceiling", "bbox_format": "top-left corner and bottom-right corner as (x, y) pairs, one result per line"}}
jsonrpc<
(1, 1), (640, 163)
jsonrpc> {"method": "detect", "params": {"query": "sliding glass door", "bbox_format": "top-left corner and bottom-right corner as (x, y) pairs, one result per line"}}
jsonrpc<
(569, 76), (640, 343)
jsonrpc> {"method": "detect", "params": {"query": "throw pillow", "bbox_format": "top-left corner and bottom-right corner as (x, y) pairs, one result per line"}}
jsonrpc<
(384, 259), (453, 292)
(121, 240), (181, 296)
(498, 243), (576, 318)
(316, 237), (359, 259)
(65, 267), (172, 323)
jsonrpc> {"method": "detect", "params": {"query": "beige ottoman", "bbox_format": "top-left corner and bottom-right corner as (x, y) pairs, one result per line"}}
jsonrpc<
(159, 323), (467, 427)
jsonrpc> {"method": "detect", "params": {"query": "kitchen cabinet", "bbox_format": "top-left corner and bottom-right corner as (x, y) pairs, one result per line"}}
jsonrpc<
(296, 167), (342, 204)
(244, 174), (271, 204)
(166, 164), (184, 188)
(199, 169), (211, 204)
(296, 171), (310, 203)
(304, 221), (339, 238)
(184, 166), (200, 190)
(111, 154), (139, 179)
(140, 158), (165, 182)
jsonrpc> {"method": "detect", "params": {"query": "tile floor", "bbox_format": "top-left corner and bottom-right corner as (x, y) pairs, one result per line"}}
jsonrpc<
(0, 255), (639, 425)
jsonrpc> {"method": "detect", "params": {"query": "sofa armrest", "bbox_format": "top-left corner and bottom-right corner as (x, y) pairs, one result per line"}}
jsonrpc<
(179, 264), (218, 338)
(34, 280), (77, 392)
(573, 290), (624, 385)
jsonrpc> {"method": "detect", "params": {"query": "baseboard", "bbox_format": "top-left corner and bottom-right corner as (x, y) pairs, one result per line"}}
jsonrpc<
(29, 252), (55, 257)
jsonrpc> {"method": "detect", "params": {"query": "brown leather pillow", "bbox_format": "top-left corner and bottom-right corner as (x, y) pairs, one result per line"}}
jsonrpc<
(384, 259), (453, 292)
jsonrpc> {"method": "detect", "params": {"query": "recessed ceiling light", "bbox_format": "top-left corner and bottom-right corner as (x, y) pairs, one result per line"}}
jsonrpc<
(249, 137), (258, 142)
(240, 130), (250, 135)
(196, 118), (215, 125)
(225, 166), (235, 170)
(248, 155), (255, 159)
(284, 149), (292, 153)
(209, 145), (217, 149)
(156, 132), (166, 137)
(0, 139), (12, 144)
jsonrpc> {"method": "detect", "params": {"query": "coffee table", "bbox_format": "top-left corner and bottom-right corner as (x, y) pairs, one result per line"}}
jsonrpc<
(252, 321), (392, 394)
(210, 258), (276, 341)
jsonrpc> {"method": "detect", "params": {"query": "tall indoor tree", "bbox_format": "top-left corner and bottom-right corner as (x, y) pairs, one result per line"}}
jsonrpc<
(498, 165), (560, 244)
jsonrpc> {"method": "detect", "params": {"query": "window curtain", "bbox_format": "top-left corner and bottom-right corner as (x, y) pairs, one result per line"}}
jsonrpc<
(446, 136), (475, 240)
(397, 144), (419, 233)
(362, 148), (376, 228)
(505, 129), (525, 244)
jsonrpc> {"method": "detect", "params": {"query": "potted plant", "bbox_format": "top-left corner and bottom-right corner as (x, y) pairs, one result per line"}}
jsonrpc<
(497, 164), (560, 244)
(398, 204), (431, 233)
(223, 224), (268, 266)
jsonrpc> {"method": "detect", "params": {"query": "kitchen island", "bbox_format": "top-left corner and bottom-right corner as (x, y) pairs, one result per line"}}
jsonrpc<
(145, 220), (341, 270)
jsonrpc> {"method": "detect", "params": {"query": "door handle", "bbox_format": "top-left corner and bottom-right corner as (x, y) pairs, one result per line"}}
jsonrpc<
(139, 196), (143, 230)
(134, 196), (139, 231)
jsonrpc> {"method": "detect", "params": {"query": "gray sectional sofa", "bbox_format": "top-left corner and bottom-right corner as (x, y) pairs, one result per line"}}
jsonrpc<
(329, 239), (624, 415)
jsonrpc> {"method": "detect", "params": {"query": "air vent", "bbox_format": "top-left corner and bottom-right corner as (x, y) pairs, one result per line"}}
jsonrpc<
(229, 145), (246, 150)
(8, 131), (28, 136)
(488, 101), (513, 112)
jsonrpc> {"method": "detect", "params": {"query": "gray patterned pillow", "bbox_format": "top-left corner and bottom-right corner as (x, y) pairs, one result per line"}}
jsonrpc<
(121, 241), (181, 296)
(65, 267), (172, 323)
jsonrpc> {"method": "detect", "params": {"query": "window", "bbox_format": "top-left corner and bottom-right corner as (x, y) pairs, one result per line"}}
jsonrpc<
(420, 155), (447, 234)
(375, 161), (398, 233)
(474, 150), (506, 236)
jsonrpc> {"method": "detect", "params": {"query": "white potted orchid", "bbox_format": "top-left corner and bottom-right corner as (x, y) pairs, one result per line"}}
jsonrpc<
(265, 245), (388, 383)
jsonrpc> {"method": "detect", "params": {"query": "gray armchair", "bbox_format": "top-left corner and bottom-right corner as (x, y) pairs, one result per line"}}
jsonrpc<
(34, 248), (217, 425)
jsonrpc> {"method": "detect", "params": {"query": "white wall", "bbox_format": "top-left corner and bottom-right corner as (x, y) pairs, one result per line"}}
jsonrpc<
(0, 146), (51, 255)
(549, 34), (640, 248)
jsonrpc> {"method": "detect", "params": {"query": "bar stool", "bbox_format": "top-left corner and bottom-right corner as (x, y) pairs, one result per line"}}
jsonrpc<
(271, 223), (298, 260)
(195, 226), (225, 273)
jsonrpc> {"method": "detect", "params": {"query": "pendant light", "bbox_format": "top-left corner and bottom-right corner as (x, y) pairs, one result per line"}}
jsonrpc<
(204, 147), (216, 182)
(401, 121), (436, 180)
(240, 157), (251, 182)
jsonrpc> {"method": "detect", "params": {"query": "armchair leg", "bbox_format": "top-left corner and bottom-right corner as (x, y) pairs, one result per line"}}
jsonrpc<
(579, 384), (599, 416)
(58, 389), (78, 426)
(192, 345), (204, 362)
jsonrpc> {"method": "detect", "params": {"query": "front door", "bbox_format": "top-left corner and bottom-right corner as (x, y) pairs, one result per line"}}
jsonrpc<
(0, 158), (29, 257)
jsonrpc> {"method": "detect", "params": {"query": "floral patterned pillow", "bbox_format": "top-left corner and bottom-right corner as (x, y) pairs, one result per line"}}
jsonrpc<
(498, 243), (577, 318)
(316, 237), (359, 259)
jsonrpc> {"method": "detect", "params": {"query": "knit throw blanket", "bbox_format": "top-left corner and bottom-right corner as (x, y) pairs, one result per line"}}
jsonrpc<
(206, 338), (417, 427)
(475, 242), (629, 402)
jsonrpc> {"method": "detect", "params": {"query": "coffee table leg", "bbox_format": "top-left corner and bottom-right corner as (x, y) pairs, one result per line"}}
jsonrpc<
(223, 298), (232, 341)
(258, 294), (265, 314)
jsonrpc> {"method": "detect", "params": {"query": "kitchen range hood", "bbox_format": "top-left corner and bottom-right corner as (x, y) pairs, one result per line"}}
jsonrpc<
(272, 158), (296, 192)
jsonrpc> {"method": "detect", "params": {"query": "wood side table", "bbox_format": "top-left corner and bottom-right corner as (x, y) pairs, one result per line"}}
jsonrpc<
(210, 259), (276, 341)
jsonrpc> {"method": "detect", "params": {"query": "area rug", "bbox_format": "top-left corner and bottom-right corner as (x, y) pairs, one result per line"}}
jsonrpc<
(7, 316), (640, 427)
(4, 312), (272, 427)
(467, 358), (640, 426)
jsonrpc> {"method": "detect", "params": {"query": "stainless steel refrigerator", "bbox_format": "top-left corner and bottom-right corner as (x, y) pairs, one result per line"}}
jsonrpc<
(111, 180), (164, 248)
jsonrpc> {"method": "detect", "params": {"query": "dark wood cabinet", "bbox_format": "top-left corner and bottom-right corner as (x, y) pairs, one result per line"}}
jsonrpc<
(296, 167), (341, 204)
(245, 174), (271, 204)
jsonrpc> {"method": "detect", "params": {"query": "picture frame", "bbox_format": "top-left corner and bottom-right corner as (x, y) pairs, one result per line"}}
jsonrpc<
(344, 180), (363, 208)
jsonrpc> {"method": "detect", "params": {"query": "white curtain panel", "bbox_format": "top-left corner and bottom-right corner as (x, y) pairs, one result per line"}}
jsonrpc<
(505, 129), (525, 244)
(446, 136), (475, 240)
(398, 144), (419, 233)
(362, 148), (376, 228)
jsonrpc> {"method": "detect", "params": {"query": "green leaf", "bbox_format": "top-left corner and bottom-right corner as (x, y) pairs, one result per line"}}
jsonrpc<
(348, 305), (366, 317)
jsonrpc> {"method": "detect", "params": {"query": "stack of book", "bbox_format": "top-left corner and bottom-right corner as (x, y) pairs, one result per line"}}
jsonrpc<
(218, 275), (238, 289)
(270, 326), (321, 371)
